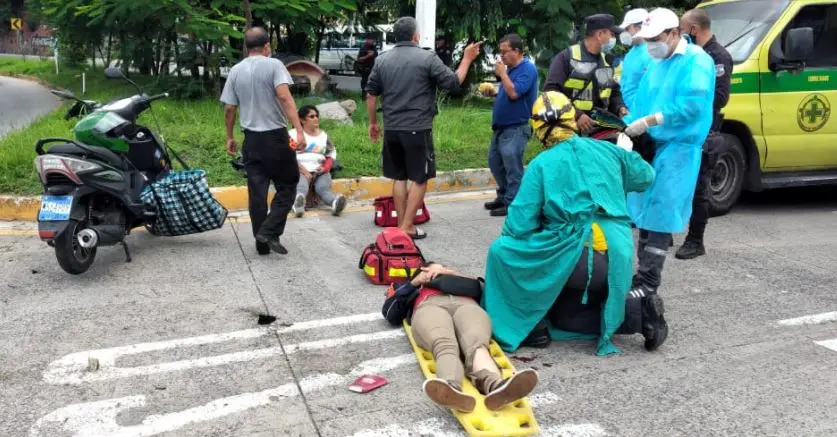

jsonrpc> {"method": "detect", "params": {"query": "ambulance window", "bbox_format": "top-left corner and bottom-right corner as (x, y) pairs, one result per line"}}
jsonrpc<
(782, 5), (837, 67)
(702, 0), (790, 63)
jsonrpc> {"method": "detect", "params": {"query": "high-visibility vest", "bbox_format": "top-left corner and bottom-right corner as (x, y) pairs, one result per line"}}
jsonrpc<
(563, 44), (613, 112)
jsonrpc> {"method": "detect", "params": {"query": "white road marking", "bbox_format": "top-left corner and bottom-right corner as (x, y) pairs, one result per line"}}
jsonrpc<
(777, 311), (837, 326)
(41, 312), (385, 385)
(30, 354), (415, 437)
(815, 338), (837, 353)
(45, 329), (404, 385)
(343, 391), (609, 437)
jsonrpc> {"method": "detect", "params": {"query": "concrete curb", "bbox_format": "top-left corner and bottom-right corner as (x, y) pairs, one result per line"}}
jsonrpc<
(0, 168), (497, 221)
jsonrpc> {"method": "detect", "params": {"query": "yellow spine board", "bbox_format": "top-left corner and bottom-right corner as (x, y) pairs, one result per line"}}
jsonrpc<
(402, 320), (540, 436)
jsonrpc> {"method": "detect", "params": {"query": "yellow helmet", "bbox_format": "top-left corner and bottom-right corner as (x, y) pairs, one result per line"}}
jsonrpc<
(530, 91), (578, 147)
(478, 82), (497, 97)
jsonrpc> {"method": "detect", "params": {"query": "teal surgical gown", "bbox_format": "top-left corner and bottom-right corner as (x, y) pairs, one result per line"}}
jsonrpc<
(482, 135), (655, 356)
(624, 40), (716, 234)
(620, 42), (653, 112)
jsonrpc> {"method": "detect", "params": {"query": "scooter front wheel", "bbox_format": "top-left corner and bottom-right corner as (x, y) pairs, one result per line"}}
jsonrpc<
(55, 220), (97, 275)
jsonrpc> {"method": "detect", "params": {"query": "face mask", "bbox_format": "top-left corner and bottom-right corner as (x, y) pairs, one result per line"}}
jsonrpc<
(602, 36), (616, 53)
(619, 31), (633, 46)
(647, 41), (670, 59)
(681, 33), (694, 44)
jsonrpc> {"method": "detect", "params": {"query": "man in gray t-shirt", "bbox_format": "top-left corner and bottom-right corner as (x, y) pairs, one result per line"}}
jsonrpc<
(220, 27), (305, 256)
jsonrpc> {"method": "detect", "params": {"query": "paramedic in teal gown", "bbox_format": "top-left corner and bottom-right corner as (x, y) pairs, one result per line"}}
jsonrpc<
(481, 91), (668, 357)
(621, 8), (716, 298)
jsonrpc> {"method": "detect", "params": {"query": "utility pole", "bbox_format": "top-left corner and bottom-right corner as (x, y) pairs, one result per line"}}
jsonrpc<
(415, 0), (436, 50)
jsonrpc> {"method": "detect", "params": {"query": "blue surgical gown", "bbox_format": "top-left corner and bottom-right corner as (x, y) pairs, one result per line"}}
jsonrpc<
(624, 41), (716, 234)
(620, 42), (653, 112)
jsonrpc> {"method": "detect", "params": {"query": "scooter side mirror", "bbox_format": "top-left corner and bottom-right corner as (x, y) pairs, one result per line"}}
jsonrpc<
(50, 89), (76, 100)
(104, 67), (124, 79)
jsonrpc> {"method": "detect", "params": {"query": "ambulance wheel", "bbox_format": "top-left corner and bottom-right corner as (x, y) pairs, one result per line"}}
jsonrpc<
(709, 134), (746, 217)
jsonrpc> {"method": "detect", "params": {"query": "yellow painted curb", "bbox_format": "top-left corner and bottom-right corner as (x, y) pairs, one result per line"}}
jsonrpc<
(0, 196), (41, 221)
(0, 191), (496, 236)
(0, 168), (496, 222)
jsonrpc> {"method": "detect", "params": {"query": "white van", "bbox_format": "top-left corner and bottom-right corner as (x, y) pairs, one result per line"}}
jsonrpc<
(317, 24), (395, 75)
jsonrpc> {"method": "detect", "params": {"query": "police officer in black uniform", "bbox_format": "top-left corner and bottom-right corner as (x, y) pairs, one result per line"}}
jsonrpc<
(676, 8), (733, 260)
(544, 14), (627, 133)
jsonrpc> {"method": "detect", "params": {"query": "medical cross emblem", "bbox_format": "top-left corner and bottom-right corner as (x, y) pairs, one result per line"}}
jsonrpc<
(797, 93), (831, 132)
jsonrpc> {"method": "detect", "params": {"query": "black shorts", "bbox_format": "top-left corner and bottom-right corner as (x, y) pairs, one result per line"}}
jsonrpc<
(382, 130), (436, 183)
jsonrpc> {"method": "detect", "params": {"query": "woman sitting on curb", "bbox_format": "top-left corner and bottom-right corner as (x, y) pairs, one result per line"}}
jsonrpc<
(289, 105), (347, 217)
(382, 261), (539, 413)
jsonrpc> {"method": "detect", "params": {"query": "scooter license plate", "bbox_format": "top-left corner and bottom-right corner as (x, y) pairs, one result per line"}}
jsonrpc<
(38, 195), (73, 221)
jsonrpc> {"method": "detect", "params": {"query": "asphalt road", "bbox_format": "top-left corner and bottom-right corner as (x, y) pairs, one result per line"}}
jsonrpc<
(1, 187), (837, 437)
(0, 76), (59, 139)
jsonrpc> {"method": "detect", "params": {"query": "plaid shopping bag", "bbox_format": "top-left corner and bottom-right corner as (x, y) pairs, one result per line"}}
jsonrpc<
(140, 170), (228, 236)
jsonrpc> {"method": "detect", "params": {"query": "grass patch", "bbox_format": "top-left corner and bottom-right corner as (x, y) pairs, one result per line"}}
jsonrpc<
(0, 58), (543, 195)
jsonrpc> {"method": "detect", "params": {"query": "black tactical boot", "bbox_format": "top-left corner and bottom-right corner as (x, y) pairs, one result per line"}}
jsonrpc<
(676, 239), (706, 260)
(642, 294), (668, 351)
(484, 198), (504, 210)
(520, 319), (550, 348)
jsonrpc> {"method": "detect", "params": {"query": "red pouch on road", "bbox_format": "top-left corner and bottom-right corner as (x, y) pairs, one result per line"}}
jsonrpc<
(348, 374), (389, 393)
(373, 196), (431, 227)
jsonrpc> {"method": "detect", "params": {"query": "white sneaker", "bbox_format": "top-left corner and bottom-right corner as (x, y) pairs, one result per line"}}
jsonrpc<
(293, 194), (305, 217)
(331, 195), (347, 216)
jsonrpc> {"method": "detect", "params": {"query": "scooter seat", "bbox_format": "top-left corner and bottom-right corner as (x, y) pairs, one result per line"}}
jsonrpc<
(47, 143), (126, 169)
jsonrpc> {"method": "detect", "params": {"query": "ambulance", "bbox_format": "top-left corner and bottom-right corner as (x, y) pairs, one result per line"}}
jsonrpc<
(696, 0), (836, 215)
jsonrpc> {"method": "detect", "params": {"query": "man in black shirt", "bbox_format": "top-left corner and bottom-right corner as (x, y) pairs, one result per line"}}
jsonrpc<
(435, 36), (453, 67)
(543, 14), (627, 133)
(356, 35), (378, 99)
(676, 8), (733, 260)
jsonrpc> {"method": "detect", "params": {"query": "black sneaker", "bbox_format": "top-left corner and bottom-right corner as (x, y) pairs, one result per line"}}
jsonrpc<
(675, 240), (705, 260)
(255, 234), (288, 255)
(520, 320), (550, 348)
(628, 283), (656, 299)
(642, 294), (668, 351)
(484, 198), (504, 210)
(490, 205), (508, 217)
(256, 242), (271, 256)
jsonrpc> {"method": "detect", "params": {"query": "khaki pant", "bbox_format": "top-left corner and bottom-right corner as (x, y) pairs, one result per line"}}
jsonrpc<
(411, 294), (493, 385)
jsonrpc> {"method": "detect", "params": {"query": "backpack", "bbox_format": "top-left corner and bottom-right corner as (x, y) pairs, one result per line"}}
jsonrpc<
(373, 196), (431, 228)
(359, 227), (426, 285)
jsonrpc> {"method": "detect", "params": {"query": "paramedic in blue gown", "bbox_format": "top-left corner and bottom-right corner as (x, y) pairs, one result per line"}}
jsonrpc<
(621, 8), (716, 298)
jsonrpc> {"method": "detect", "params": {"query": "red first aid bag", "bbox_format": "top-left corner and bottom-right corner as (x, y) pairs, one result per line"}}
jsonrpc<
(359, 227), (426, 285)
(373, 196), (430, 227)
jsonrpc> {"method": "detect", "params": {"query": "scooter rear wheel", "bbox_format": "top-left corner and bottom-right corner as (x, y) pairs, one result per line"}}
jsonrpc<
(55, 220), (97, 275)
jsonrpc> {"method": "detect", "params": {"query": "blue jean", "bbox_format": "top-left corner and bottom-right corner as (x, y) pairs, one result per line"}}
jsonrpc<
(488, 124), (531, 205)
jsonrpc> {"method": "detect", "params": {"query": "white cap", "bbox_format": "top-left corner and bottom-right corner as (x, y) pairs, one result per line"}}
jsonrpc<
(618, 8), (649, 29)
(636, 8), (680, 40)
